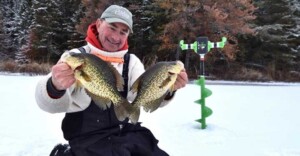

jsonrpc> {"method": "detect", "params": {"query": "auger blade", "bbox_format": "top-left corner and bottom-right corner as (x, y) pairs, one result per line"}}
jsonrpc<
(203, 88), (212, 97)
(194, 99), (202, 105)
(203, 106), (213, 117)
(195, 118), (203, 123)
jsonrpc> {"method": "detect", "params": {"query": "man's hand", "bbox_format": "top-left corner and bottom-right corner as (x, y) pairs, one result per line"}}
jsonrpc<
(51, 62), (76, 91)
(173, 69), (188, 90)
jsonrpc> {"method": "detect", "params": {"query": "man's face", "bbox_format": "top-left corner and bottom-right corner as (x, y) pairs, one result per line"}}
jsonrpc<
(96, 19), (130, 52)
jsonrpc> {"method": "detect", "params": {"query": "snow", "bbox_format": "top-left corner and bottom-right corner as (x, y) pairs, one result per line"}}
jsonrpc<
(1, 74), (300, 156)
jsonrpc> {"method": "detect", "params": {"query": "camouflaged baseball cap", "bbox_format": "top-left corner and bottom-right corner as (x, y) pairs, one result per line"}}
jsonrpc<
(100, 5), (133, 33)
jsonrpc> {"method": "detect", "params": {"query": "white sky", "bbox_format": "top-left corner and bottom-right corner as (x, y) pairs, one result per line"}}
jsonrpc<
(1, 74), (300, 156)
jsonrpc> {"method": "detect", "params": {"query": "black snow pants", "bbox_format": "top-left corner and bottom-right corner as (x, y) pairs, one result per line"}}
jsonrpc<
(50, 102), (169, 156)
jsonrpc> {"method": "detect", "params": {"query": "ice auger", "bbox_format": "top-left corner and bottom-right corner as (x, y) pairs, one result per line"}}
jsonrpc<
(179, 36), (226, 129)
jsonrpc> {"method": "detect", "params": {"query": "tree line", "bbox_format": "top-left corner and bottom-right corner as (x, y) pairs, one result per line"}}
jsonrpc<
(0, 0), (299, 81)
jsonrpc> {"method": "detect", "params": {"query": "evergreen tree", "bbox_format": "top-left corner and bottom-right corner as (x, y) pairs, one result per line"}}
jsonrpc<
(238, 0), (300, 81)
(0, 11), (7, 60)
(127, 0), (168, 68)
(30, 0), (84, 63)
(0, 0), (35, 63)
(76, 0), (111, 35)
(15, 0), (34, 64)
(0, 0), (18, 60)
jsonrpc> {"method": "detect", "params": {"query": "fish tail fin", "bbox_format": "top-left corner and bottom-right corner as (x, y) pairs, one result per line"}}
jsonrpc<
(141, 101), (160, 113)
(114, 99), (132, 122)
(129, 105), (140, 124)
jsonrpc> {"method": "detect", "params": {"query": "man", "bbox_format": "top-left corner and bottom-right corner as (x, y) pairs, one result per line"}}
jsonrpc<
(35, 5), (188, 156)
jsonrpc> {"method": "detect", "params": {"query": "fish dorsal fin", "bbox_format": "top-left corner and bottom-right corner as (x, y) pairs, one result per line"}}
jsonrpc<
(107, 63), (124, 91)
(130, 76), (142, 94)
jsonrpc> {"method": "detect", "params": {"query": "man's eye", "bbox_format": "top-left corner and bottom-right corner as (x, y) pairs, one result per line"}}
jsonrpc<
(110, 27), (116, 31)
(121, 30), (129, 36)
(120, 32), (126, 36)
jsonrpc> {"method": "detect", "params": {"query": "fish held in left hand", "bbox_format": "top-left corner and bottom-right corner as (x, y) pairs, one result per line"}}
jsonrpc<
(60, 52), (135, 122)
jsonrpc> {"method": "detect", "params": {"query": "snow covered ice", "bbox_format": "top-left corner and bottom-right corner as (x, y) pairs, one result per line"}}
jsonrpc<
(1, 74), (300, 156)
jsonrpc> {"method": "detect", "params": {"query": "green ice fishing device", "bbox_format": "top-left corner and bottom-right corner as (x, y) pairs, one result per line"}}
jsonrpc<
(179, 36), (227, 129)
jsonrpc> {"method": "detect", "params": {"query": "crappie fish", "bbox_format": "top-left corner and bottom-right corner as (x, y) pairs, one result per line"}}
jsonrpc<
(130, 61), (184, 123)
(60, 52), (135, 122)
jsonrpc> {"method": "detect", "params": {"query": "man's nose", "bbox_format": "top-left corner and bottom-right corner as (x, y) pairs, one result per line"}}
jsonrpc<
(110, 32), (120, 43)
